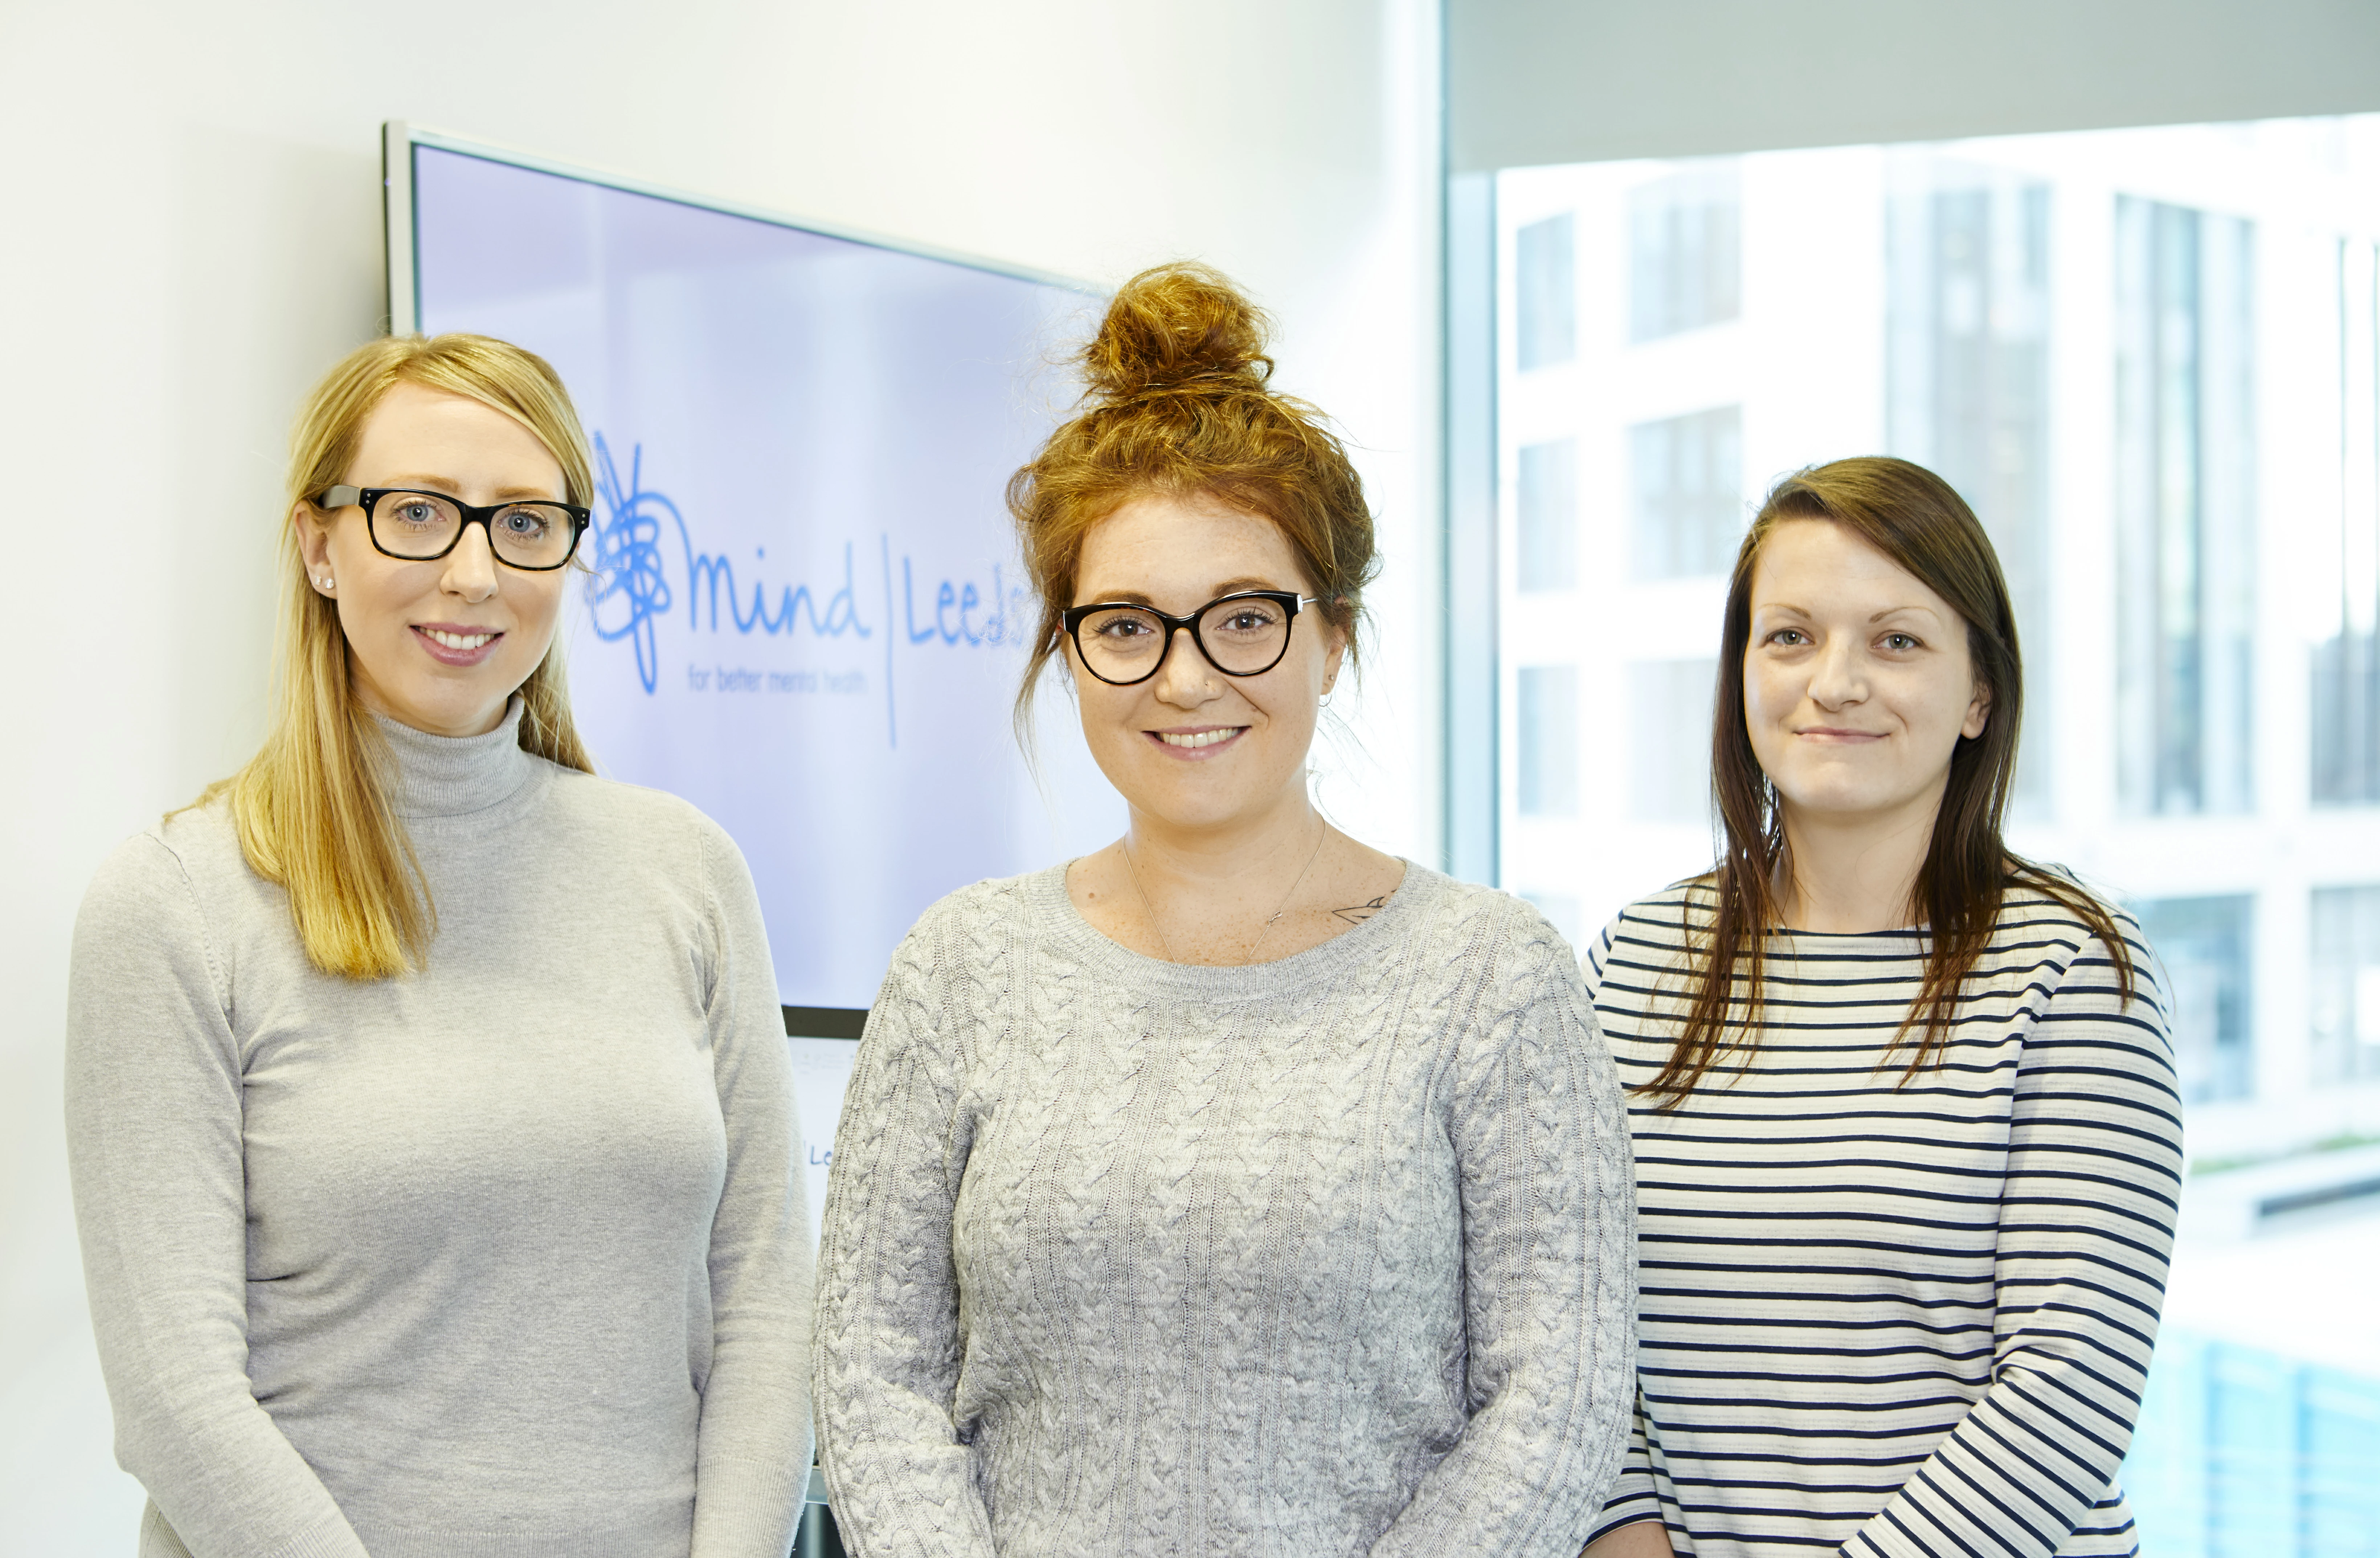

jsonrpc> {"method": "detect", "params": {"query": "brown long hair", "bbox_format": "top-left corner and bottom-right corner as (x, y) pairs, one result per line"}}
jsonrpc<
(1005, 261), (1377, 735)
(195, 334), (597, 981)
(1645, 456), (2135, 1105)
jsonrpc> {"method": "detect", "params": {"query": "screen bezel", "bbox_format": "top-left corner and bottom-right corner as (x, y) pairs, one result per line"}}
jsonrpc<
(382, 121), (1091, 335)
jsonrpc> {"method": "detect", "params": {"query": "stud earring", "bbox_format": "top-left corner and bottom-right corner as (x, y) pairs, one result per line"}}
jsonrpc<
(319, 577), (334, 591)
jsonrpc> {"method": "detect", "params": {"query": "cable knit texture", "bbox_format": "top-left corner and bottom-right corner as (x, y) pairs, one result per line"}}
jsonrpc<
(65, 702), (813, 1558)
(812, 863), (1636, 1557)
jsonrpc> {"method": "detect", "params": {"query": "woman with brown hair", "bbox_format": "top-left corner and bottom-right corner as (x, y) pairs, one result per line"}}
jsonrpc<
(1581, 457), (2181, 1558)
(811, 263), (1637, 1557)
(65, 334), (811, 1557)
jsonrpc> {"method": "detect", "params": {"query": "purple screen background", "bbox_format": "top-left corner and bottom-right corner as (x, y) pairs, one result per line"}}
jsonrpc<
(413, 145), (1122, 1011)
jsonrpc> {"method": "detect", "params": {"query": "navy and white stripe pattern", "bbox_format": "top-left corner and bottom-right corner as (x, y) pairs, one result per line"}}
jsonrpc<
(1584, 880), (2182, 1557)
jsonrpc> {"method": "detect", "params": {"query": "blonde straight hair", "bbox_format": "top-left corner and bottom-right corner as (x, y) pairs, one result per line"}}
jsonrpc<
(196, 334), (598, 980)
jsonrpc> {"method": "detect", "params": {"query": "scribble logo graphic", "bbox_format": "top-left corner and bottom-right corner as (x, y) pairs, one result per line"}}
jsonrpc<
(581, 432), (878, 697)
(586, 434), (676, 693)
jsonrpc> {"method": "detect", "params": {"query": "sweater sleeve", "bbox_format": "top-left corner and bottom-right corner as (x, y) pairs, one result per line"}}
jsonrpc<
(1586, 1391), (1666, 1542)
(1578, 921), (1666, 1545)
(1841, 917), (2182, 1558)
(1369, 915), (1639, 1558)
(688, 822), (814, 1558)
(810, 904), (996, 1558)
(63, 835), (372, 1558)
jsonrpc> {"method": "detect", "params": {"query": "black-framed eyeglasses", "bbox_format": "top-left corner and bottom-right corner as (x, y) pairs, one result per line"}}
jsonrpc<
(316, 485), (592, 572)
(1061, 590), (1318, 686)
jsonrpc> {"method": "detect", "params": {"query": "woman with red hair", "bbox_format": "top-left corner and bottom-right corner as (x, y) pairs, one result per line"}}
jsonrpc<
(813, 264), (1638, 1557)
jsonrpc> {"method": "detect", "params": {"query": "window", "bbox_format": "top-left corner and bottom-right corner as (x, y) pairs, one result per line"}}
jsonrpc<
(1516, 438), (1578, 591)
(1887, 159), (2052, 811)
(1629, 407), (1742, 580)
(2136, 894), (2254, 1104)
(1516, 665), (1578, 816)
(1628, 659), (1714, 823)
(2114, 197), (2256, 817)
(2311, 885), (2380, 1082)
(2129, 1332), (2380, 1553)
(1515, 213), (1575, 371)
(1629, 160), (1740, 342)
(1483, 117), (2380, 1558)
(2312, 241), (2380, 806)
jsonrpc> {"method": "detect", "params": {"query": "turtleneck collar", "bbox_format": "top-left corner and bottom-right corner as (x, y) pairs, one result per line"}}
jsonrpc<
(375, 698), (539, 819)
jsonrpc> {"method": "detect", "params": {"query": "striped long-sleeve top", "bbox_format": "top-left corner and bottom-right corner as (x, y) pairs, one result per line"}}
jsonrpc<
(1583, 879), (2181, 1558)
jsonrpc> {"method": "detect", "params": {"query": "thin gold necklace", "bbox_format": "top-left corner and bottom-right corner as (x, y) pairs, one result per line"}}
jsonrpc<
(1122, 819), (1329, 965)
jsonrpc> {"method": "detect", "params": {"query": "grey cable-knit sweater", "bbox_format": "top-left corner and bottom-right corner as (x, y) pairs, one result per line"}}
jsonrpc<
(811, 863), (1636, 1557)
(64, 704), (813, 1558)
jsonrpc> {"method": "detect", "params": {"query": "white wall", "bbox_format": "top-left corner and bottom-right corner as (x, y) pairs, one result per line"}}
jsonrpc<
(0, 1), (1442, 1546)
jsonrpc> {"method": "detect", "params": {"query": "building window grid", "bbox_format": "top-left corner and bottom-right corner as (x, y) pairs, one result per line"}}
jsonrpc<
(1628, 407), (1743, 582)
(2312, 240), (2380, 807)
(2137, 893), (2257, 1104)
(1516, 438), (1579, 592)
(1515, 213), (1576, 372)
(2311, 884), (2380, 1083)
(1627, 658), (1716, 823)
(1516, 665), (1579, 818)
(2113, 196), (2258, 818)
(1628, 161), (1741, 343)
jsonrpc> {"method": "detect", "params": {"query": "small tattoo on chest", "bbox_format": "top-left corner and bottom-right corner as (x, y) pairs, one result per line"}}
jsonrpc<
(1332, 896), (1389, 925)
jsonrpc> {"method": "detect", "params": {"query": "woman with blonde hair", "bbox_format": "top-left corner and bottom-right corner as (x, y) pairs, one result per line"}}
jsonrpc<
(66, 334), (812, 1558)
(812, 264), (1637, 1556)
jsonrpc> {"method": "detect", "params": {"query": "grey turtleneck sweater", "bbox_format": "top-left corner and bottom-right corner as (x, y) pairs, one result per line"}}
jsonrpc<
(65, 704), (812, 1558)
(812, 864), (1637, 1558)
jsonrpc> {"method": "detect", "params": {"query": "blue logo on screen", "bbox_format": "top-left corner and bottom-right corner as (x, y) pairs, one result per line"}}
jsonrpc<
(585, 436), (678, 690)
(585, 434), (874, 694)
(581, 434), (1034, 749)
